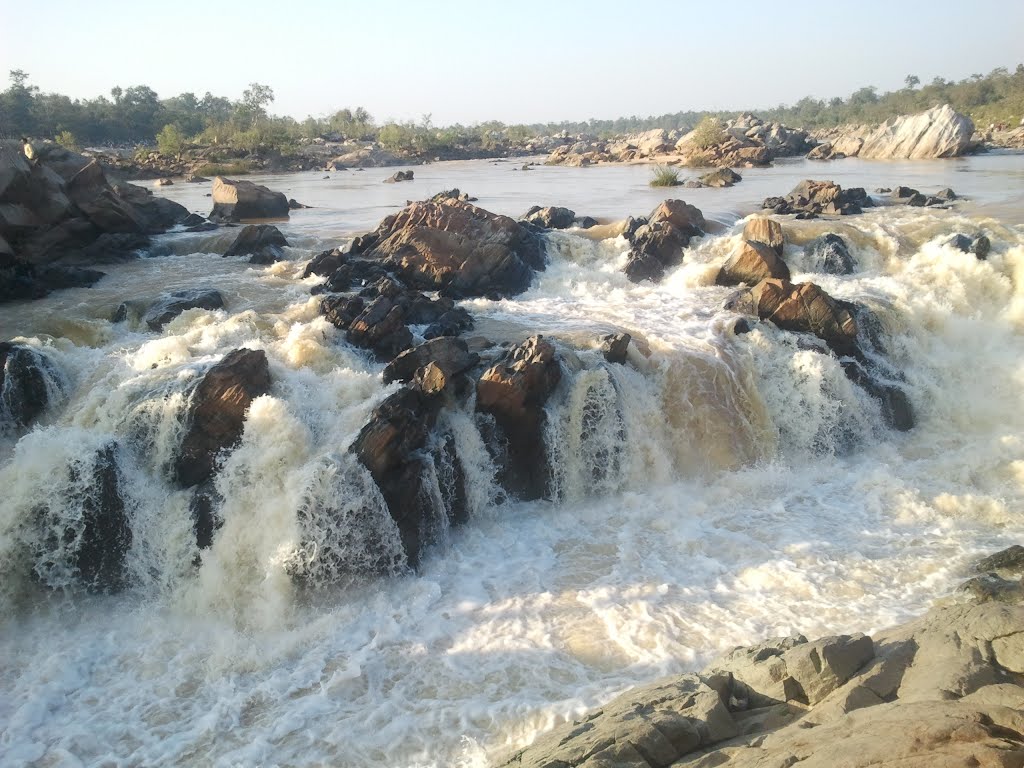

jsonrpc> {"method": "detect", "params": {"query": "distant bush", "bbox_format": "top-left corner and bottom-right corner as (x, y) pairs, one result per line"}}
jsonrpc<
(649, 164), (681, 187)
(55, 130), (79, 152)
(690, 117), (727, 149)
(192, 160), (251, 176)
(157, 124), (185, 158)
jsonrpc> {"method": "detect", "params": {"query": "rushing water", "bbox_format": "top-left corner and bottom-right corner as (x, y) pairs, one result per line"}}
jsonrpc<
(2, 155), (1024, 767)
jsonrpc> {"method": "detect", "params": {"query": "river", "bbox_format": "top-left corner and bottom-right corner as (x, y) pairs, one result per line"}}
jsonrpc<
(2, 154), (1024, 767)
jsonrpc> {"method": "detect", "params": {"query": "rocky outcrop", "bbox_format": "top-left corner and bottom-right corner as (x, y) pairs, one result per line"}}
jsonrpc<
(383, 170), (414, 183)
(1, 140), (188, 302)
(210, 176), (289, 221)
(476, 336), (562, 500)
(500, 546), (1024, 768)
(763, 180), (870, 217)
(698, 168), (742, 187)
(717, 240), (791, 287)
(138, 289), (225, 331)
(0, 342), (62, 429)
(810, 106), (975, 161)
(624, 200), (706, 283)
(944, 233), (991, 260)
(805, 233), (856, 274)
(174, 348), (271, 488)
(382, 337), (479, 389)
(348, 198), (545, 298)
(223, 224), (289, 264)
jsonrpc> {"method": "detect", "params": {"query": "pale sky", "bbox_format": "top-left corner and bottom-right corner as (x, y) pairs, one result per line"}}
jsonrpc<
(1, 0), (1022, 125)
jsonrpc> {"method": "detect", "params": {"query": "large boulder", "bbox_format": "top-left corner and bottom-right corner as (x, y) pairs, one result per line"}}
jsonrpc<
(382, 337), (479, 387)
(728, 278), (860, 356)
(699, 168), (742, 187)
(210, 177), (289, 221)
(174, 348), (272, 487)
(717, 239), (791, 287)
(223, 224), (289, 264)
(0, 342), (61, 428)
(350, 198), (544, 297)
(858, 105), (975, 160)
(476, 336), (562, 500)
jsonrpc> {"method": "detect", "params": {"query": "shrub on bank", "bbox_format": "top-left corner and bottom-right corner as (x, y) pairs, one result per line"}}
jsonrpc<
(690, 116), (727, 149)
(650, 164), (681, 187)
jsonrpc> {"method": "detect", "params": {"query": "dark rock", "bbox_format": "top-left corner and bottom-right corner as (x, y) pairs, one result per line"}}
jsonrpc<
(944, 233), (991, 260)
(476, 336), (561, 500)
(623, 200), (706, 284)
(875, 187), (892, 194)
(423, 308), (474, 339)
(383, 337), (479, 387)
(0, 342), (61, 428)
(575, 216), (598, 229)
(935, 187), (957, 201)
(35, 265), (105, 290)
(210, 177), (289, 221)
(181, 213), (207, 227)
(70, 443), (132, 592)
(303, 247), (346, 278)
(351, 198), (544, 297)
(223, 224), (288, 264)
(288, 198), (311, 210)
(523, 206), (576, 229)
(974, 544), (1024, 576)
(174, 348), (272, 487)
(190, 481), (223, 550)
(346, 297), (413, 358)
(843, 360), (915, 431)
(717, 240), (791, 286)
(383, 170), (414, 183)
(601, 332), (631, 364)
(804, 233), (856, 274)
(143, 289), (224, 331)
(763, 180), (864, 216)
(891, 185), (919, 200)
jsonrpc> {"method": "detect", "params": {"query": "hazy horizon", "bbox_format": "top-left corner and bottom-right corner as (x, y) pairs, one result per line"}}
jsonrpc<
(2, 0), (1023, 126)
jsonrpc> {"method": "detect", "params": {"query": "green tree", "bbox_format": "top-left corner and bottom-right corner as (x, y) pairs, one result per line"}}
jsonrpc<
(241, 82), (274, 126)
(156, 123), (185, 158)
(905, 74), (920, 89)
(55, 130), (79, 151)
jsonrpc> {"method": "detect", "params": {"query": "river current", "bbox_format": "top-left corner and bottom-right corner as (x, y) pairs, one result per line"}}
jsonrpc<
(2, 155), (1024, 767)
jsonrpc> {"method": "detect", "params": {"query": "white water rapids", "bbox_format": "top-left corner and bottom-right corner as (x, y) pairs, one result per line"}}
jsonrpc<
(2, 156), (1024, 767)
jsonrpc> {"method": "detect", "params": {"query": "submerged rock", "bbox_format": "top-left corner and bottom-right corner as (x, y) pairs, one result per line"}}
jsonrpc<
(805, 232), (856, 274)
(210, 176), (289, 221)
(141, 288), (224, 331)
(174, 348), (272, 488)
(476, 336), (562, 500)
(600, 332), (631, 364)
(383, 170), (414, 183)
(0, 342), (61, 429)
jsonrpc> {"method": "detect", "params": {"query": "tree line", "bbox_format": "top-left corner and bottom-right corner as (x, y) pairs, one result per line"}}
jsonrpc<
(2, 64), (1022, 159)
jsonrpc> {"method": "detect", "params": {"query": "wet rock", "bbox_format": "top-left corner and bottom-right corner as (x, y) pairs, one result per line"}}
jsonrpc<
(69, 443), (133, 592)
(958, 573), (1024, 604)
(350, 198), (544, 298)
(699, 167), (742, 187)
(600, 332), (631, 364)
(34, 265), (105, 290)
(476, 336), (562, 500)
(975, 545), (1024, 577)
(935, 187), (957, 201)
(189, 481), (223, 550)
(174, 348), (272, 488)
(624, 200), (706, 283)
(320, 294), (365, 330)
(574, 216), (598, 229)
(742, 217), (785, 256)
(184, 174), (210, 183)
(717, 239), (791, 287)
(210, 176), (289, 221)
(141, 288), (224, 331)
(843, 360), (915, 431)
(763, 179), (866, 216)
(805, 232), (856, 274)
(423, 308), (474, 339)
(383, 170), (414, 183)
(728, 278), (860, 357)
(523, 205), (576, 229)
(303, 247), (346, 278)
(288, 198), (310, 210)
(345, 296), (414, 358)
(944, 233), (991, 260)
(351, 387), (465, 566)
(383, 337), (479, 388)
(0, 342), (61, 428)
(222, 224), (289, 264)
(181, 213), (207, 228)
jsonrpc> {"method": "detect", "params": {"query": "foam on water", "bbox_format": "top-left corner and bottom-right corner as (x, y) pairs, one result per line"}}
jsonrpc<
(2, 159), (1024, 767)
